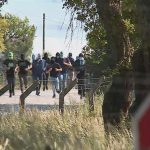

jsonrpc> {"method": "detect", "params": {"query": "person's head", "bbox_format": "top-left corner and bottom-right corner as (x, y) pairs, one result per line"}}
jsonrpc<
(79, 53), (84, 61)
(51, 56), (55, 64)
(79, 53), (84, 58)
(8, 52), (13, 60)
(44, 52), (48, 58)
(20, 54), (25, 60)
(68, 52), (72, 58)
(37, 53), (41, 60)
(56, 52), (60, 58)
(60, 51), (63, 58)
(76, 56), (79, 60)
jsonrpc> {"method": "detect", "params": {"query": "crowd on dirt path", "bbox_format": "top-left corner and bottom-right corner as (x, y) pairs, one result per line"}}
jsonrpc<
(2, 51), (86, 99)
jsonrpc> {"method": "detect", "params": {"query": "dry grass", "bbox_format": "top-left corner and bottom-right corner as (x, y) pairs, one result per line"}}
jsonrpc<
(0, 97), (133, 150)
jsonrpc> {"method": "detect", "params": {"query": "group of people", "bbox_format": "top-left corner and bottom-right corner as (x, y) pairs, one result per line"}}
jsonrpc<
(3, 51), (86, 98)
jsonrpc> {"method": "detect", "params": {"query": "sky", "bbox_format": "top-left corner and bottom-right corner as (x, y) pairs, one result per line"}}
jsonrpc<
(1, 0), (86, 58)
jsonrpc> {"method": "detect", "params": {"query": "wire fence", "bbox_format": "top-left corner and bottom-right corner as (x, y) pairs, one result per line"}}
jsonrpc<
(0, 73), (111, 113)
(0, 73), (111, 92)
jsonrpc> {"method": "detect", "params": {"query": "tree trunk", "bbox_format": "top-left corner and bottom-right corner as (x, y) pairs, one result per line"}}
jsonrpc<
(103, 70), (133, 130)
(95, 0), (134, 130)
(130, 0), (150, 115)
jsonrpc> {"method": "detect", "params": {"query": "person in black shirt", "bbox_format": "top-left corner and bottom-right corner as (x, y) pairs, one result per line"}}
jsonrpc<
(42, 52), (50, 91)
(55, 52), (72, 91)
(74, 53), (86, 99)
(46, 56), (62, 98)
(3, 52), (17, 97)
(16, 54), (31, 93)
(32, 53), (45, 96)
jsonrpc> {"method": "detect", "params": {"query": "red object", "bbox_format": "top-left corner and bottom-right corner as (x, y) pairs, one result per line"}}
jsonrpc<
(135, 96), (150, 150)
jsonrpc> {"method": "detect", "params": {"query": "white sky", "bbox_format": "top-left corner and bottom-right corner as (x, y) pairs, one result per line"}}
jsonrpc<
(1, 0), (86, 58)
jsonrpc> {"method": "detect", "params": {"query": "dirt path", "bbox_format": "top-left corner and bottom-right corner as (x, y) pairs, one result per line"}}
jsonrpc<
(0, 88), (84, 105)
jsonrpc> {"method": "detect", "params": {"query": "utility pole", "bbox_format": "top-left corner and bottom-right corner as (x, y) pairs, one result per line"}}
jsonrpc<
(43, 13), (45, 55)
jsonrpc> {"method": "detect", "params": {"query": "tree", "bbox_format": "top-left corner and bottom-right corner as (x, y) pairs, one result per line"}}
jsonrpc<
(82, 24), (112, 77)
(63, 1), (112, 77)
(4, 14), (36, 58)
(130, 0), (150, 115)
(94, 0), (134, 130)
(0, 17), (8, 51)
(63, 0), (138, 130)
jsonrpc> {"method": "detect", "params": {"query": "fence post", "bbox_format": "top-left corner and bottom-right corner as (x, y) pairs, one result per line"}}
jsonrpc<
(59, 91), (65, 114)
(59, 78), (77, 114)
(88, 77), (104, 112)
(0, 84), (9, 96)
(19, 80), (39, 111)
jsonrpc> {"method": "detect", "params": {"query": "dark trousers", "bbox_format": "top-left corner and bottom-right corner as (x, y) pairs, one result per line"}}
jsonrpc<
(7, 77), (15, 95)
(77, 76), (85, 97)
(19, 74), (28, 92)
(43, 72), (49, 89)
(33, 74), (42, 95)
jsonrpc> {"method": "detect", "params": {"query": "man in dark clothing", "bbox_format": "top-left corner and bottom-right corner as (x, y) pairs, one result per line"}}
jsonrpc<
(17, 54), (31, 93)
(42, 52), (50, 91)
(74, 53), (86, 99)
(68, 52), (75, 66)
(55, 52), (64, 92)
(3, 52), (17, 97)
(32, 53), (45, 96)
(55, 52), (72, 91)
(46, 56), (62, 98)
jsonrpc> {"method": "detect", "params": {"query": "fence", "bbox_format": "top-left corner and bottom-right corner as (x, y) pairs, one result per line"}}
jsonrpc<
(0, 75), (111, 113)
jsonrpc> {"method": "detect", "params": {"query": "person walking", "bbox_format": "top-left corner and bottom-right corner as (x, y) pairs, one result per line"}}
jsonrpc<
(3, 52), (17, 97)
(46, 56), (62, 98)
(16, 54), (31, 93)
(32, 53), (45, 96)
(42, 52), (50, 91)
(55, 52), (72, 91)
(74, 53), (86, 99)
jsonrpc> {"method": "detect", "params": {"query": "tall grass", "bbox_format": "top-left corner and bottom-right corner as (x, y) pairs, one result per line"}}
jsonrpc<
(0, 96), (133, 150)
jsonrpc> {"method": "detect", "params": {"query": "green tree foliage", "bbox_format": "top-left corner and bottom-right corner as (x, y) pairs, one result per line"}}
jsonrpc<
(63, 0), (137, 76)
(82, 25), (111, 77)
(0, 17), (8, 51)
(63, 0), (139, 129)
(63, 1), (109, 76)
(4, 14), (36, 58)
